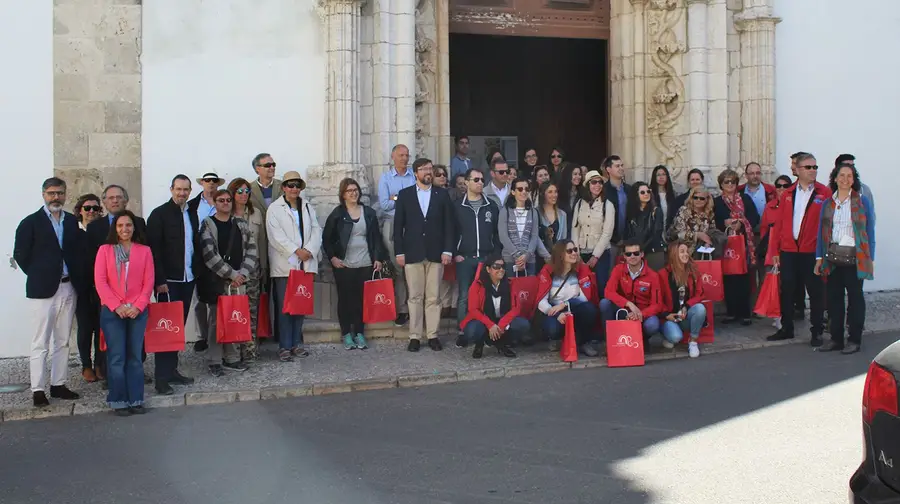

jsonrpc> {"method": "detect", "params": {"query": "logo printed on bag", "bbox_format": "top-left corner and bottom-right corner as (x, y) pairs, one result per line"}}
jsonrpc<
(701, 273), (719, 287)
(724, 248), (740, 260)
(518, 291), (529, 301)
(614, 334), (640, 349)
(230, 310), (248, 324)
(295, 284), (312, 298)
(374, 293), (393, 305)
(150, 318), (181, 333)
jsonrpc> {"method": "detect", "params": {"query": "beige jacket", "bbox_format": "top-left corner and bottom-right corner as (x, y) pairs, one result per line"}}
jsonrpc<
(250, 178), (283, 217)
(265, 196), (322, 278)
(239, 206), (268, 278)
(571, 198), (615, 258)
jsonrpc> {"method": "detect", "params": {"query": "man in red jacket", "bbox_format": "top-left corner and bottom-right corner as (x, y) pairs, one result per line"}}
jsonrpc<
(600, 240), (663, 343)
(766, 152), (832, 345)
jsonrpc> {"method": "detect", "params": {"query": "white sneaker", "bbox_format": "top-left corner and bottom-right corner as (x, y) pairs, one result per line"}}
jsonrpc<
(688, 342), (700, 358)
(772, 318), (782, 330)
(662, 339), (674, 349)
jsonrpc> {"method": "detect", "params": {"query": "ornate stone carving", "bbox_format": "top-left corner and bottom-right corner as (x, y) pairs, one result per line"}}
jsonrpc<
(414, 0), (437, 158)
(646, 0), (686, 170)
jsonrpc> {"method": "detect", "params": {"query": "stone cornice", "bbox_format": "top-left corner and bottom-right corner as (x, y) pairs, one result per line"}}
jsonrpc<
(734, 14), (782, 32)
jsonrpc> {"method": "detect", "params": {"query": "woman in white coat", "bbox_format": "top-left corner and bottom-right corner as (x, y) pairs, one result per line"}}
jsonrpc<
(265, 171), (322, 362)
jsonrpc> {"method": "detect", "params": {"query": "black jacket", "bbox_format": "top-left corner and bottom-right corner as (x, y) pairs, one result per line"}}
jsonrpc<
(653, 191), (678, 231)
(85, 214), (148, 295)
(671, 191), (691, 223)
(625, 206), (666, 254)
(14, 208), (86, 299)
(713, 194), (761, 233)
(322, 205), (387, 263)
(454, 196), (500, 258)
(603, 180), (632, 243)
(393, 185), (455, 264)
(147, 199), (201, 288)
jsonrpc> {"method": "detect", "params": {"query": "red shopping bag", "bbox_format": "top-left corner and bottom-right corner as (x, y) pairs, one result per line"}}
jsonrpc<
(606, 310), (645, 367)
(753, 269), (781, 318)
(283, 269), (315, 315)
(443, 263), (456, 281)
(681, 300), (715, 344)
(144, 299), (186, 353)
(510, 274), (540, 319)
(363, 272), (397, 324)
(722, 233), (748, 275)
(560, 314), (578, 362)
(99, 329), (107, 352)
(216, 293), (252, 344)
(695, 258), (724, 302)
(257, 292), (271, 338)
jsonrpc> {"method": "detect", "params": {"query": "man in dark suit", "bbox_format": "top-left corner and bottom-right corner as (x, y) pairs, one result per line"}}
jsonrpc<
(602, 155), (632, 264)
(393, 157), (455, 352)
(13, 177), (85, 407)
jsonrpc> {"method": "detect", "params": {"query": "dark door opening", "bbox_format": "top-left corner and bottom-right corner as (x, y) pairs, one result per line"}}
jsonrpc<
(450, 33), (608, 172)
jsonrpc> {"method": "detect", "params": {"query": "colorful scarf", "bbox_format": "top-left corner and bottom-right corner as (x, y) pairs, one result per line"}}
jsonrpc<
(722, 192), (756, 266)
(819, 191), (873, 280)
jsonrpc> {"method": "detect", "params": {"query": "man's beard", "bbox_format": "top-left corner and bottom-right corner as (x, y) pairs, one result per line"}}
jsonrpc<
(48, 202), (63, 211)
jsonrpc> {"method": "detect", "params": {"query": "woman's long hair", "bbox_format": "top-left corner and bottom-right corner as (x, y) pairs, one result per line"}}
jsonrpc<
(828, 163), (861, 193)
(227, 178), (255, 216)
(550, 240), (580, 278)
(105, 210), (146, 245)
(649, 165), (675, 211)
(666, 240), (697, 287)
(538, 182), (558, 212)
(557, 164), (582, 211)
(687, 186), (713, 218)
(625, 181), (655, 222)
(505, 178), (533, 209)
(74, 193), (101, 223)
(337, 177), (362, 206)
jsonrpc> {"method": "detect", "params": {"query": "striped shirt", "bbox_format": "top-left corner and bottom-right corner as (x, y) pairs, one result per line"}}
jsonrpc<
(831, 192), (855, 246)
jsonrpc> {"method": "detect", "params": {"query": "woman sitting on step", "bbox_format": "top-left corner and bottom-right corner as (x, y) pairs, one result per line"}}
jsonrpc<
(459, 253), (529, 359)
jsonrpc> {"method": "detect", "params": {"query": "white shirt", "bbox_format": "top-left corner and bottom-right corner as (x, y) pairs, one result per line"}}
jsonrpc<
(831, 192), (856, 246)
(493, 183), (510, 206)
(416, 184), (432, 217)
(792, 183), (815, 240)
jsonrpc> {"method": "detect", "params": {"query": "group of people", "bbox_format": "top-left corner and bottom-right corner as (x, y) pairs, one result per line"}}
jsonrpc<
(13, 143), (875, 415)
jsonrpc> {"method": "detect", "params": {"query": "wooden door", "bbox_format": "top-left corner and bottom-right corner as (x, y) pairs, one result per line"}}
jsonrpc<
(450, 0), (610, 40)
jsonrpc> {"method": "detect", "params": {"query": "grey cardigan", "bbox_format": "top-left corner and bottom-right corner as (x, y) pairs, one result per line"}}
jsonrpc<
(498, 206), (551, 264)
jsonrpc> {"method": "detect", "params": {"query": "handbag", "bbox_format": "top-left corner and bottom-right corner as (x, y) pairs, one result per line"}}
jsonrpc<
(826, 243), (856, 267)
(363, 270), (397, 324)
(216, 287), (252, 344)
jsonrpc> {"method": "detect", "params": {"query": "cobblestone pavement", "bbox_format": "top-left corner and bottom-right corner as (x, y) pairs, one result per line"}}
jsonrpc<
(1, 291), (898, 421)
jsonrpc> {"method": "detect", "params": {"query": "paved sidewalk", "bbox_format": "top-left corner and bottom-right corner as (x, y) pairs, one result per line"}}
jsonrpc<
(1, 291), (898, 422)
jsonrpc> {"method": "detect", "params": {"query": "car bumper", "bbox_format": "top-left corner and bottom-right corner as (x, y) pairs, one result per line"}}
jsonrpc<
(851, 464), (900, 503)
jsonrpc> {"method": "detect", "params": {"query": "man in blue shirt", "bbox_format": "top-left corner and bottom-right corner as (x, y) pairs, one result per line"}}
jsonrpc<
(449, 136), (471, 179)
(377, 144), (416, 326)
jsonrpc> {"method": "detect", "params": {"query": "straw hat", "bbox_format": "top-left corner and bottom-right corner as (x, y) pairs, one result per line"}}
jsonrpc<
(582, 169), (607, 187)
(281, 170), (306, 190)
(196, 171), (225, 186)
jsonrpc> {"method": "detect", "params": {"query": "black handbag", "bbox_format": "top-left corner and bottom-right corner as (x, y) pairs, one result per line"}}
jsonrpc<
(826, 244), (856, 267)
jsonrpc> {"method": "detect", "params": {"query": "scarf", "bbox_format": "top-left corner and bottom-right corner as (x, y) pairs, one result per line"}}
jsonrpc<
(819, 191), (873, 280)
(482, 279), (512, 323)
(506, 207), (534, 258)
(113, 243), (131, 288)
(722, 193), (757, 266)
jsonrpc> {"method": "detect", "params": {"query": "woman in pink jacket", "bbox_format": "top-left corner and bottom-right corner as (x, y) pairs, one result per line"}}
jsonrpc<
(94, 210), (155, 416)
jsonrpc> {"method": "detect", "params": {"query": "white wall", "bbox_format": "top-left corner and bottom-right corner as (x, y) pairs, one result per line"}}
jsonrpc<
(141, 0), (326, 212)
(775, 0), (898, 291)
(0, 1), (53, 358)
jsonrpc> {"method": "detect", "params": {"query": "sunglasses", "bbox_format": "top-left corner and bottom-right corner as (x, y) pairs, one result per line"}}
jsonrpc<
(623, 251), (642, 257)
(468, 177), (483, 183)
(216, 198), (232, 204)
(589, 179), (603, 185)
(234, 188), (251, 195)
(514, 186), (529, 193)
(82, 205), (101, 212)
(258, 162), (276, 168)
(489, 263), (505, 271)
(202, 178), (220, 183)
(801, 165), (818, 170)
(551, 154), (562, 159)
(638, 190), (651, 195)
(722, 180), (737, 185)
(692, 196), (707, 201)
(434, 173), (446, 178)
(566, 247), (579, 254)
(284, 182), (303, 189)
(775, 183), (790, 189)
(494, 170), (509, 175)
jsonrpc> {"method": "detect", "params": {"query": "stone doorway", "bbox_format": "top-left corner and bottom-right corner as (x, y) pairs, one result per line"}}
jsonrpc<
(449, 33), (608, 170)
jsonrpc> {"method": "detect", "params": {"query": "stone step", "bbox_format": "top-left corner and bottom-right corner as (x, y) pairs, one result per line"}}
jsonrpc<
(300, 318), (460, 344)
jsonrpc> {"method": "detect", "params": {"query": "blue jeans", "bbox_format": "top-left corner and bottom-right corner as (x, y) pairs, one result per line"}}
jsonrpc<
(100, 306), (148, 409)
(660, 303), (708, 344)
(464, 317), (531, 345)
(455, 257), (483, 329)
(273, 277), (305, 351)
(542, 298), (598, 344)
(583, 251), (611, 301)
(599, 299), (661, 339)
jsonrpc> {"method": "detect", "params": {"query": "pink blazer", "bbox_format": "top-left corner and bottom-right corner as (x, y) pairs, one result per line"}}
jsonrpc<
(94, 243), (155, 312)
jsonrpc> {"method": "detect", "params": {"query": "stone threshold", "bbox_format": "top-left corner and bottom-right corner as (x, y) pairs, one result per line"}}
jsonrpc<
(0, 332), (826, 423)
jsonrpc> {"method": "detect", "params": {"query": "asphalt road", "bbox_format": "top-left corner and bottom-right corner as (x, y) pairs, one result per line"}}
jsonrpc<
(1, 333), (896, 504)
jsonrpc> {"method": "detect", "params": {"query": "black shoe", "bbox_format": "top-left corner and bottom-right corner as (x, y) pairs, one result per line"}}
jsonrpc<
(144, 373), (153, 384)
(50, 385), (80, 400)
(194, 340), (208, 352)
(816, 340), (843, 352)
(496, 344), (516, 358)
(169, 372), (194, 385)
(428, 338), (443, 351)
(407, 339), (420, 352)
(740, 318), (752, 326)
(128, 406), (147, 415)
(455, 333), (468, 348)
(841, 343), (861, 355)
(33, 391), (49, 408)
(472, 343), (484, 359)
(223, 361), (249, 372)
(766, 330), (794, 342)
(208, 364), (225, 377)
(113, 408), (132, 417)
(721, 317), (738, 325)
(394, 313), (409, 327)
(155, 382), (174, 395)
(519, 334), (535, 347)
(810, 334), (824, 348)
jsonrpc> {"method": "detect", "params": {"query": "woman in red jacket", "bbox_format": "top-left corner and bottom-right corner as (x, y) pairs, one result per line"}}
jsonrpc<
(535, 240), (600, 356)
(459, 253), (527, 358)
(658, 241), (707, 358)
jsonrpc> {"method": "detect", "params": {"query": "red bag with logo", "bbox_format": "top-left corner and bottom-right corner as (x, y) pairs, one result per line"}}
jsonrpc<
(442, 263), (456, 281)
(144, 297), (186, 353)
(363, 272), (397, 324)
(560, 313), (578, 362)
(606, 309), (645, 367)
(753, 268), (781, 318)
(695, 257), (724, 302)
(510, 273), (539, 319)
(681, 300), (715, 344)
(256, 292), (271, 338)
(216, 292), (252, 344)
(722, 232), (748, 275)
(283, 269), (315, 315)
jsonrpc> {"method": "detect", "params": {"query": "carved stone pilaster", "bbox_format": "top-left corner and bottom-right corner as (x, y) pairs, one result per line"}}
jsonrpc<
(646, 0), (687, 179)
(415, 0), (451, 164)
